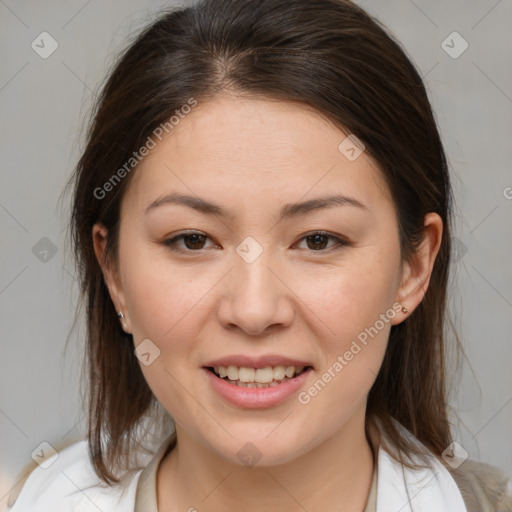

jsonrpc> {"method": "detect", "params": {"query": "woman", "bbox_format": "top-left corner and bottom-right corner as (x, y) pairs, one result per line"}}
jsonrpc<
(7, 0), (512, 510)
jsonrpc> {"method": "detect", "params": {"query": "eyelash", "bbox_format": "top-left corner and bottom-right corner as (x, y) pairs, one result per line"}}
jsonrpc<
(162, 230), (351, 254)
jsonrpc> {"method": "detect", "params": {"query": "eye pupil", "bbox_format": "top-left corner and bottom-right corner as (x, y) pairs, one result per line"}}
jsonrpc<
(307, 234), (328, 250)
(184, 234), (205, 250)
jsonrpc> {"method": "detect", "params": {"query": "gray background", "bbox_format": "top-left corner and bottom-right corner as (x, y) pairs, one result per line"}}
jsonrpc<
(1, 0), (511, 508)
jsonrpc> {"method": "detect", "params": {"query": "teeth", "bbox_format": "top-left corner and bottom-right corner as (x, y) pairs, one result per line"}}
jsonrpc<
(239, 367), (255, 382)
(273, 365), (285, 381)
(212, 365), (307, 383)
(234, 379), (287, 388)
(284, 366), (295, 378)
(255, 367), (274, 383)
(227, 365), (238, 380)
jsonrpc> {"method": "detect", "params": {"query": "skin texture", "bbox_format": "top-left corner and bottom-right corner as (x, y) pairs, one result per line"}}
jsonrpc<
(92, 95), (443, 511)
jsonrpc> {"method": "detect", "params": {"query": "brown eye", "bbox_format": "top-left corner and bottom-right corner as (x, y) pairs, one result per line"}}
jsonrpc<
(163, 232), (215, 252)
(306, 233), (329, 250)
(163, 230), (349, 254)
(296, 231), (350, 252)
(182, 233), (207, 250)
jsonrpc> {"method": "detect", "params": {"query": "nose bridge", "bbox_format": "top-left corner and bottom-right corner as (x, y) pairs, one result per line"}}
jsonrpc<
(218, 235), (293, 334)
(234, 235), (280, 305)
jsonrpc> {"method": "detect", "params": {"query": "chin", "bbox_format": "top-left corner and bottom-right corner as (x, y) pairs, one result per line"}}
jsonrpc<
(209, 425), (310, 468)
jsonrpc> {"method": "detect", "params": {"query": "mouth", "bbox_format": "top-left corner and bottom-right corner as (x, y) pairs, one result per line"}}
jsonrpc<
(205, 365), (312, 388)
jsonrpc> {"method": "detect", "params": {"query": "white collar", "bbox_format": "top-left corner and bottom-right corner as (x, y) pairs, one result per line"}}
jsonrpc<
(135, 420), (468, 512)
(376, 420), (468, 511)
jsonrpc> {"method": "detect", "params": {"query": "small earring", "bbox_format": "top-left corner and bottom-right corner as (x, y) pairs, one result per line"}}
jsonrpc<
(117, 311), (124, 319)
(401, 305), (408, 314)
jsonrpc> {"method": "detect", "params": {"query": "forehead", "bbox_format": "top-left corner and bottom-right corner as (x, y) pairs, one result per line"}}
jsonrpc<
(122, 95), (393, 216)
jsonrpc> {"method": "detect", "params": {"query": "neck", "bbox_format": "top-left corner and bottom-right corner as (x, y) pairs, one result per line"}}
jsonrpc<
(157, 411), (377, 512)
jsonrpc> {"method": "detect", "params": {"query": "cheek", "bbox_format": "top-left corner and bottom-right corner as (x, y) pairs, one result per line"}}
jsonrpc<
(302, 254), (398, 338)
(119, 251), (211, 427)
(120, 241), (208, 342)
(300, 251), (398, 391)
(295, 272), (393, 435)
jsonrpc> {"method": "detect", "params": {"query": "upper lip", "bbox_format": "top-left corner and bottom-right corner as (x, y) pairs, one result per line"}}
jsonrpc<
(203, 354), (313, 369)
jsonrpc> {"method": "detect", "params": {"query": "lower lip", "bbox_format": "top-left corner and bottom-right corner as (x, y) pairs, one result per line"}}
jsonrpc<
(203, 367), (313, 409)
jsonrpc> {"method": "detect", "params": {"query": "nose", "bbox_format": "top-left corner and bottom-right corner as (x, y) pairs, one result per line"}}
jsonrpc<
(216, 247), (295, 336)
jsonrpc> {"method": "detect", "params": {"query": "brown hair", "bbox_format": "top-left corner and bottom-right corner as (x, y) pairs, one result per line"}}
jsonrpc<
(67, 0), (460, 484)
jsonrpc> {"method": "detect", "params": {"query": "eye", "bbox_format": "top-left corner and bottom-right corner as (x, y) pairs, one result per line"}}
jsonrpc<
(162, 230), (350, 253)
(163, 231), (217, 252)
(295, 231), (350, 252)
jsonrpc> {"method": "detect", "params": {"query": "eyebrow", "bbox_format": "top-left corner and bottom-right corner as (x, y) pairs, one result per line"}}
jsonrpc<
(144, 192), (369, 220)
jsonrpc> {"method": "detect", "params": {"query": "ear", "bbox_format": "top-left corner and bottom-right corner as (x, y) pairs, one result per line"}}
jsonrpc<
(92, 222), (132, 333)
(390, 212), (443, 325)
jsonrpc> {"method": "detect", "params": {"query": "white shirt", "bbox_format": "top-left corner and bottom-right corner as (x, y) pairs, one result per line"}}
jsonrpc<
(6, 420), (480, 511)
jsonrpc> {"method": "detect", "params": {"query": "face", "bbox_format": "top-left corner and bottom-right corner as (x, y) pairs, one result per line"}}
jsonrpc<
(94, 95), (423, 466)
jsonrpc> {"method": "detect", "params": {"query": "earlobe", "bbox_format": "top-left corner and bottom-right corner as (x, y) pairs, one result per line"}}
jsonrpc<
(91, 223), (132, 334)
(392, 212), (443, 323)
